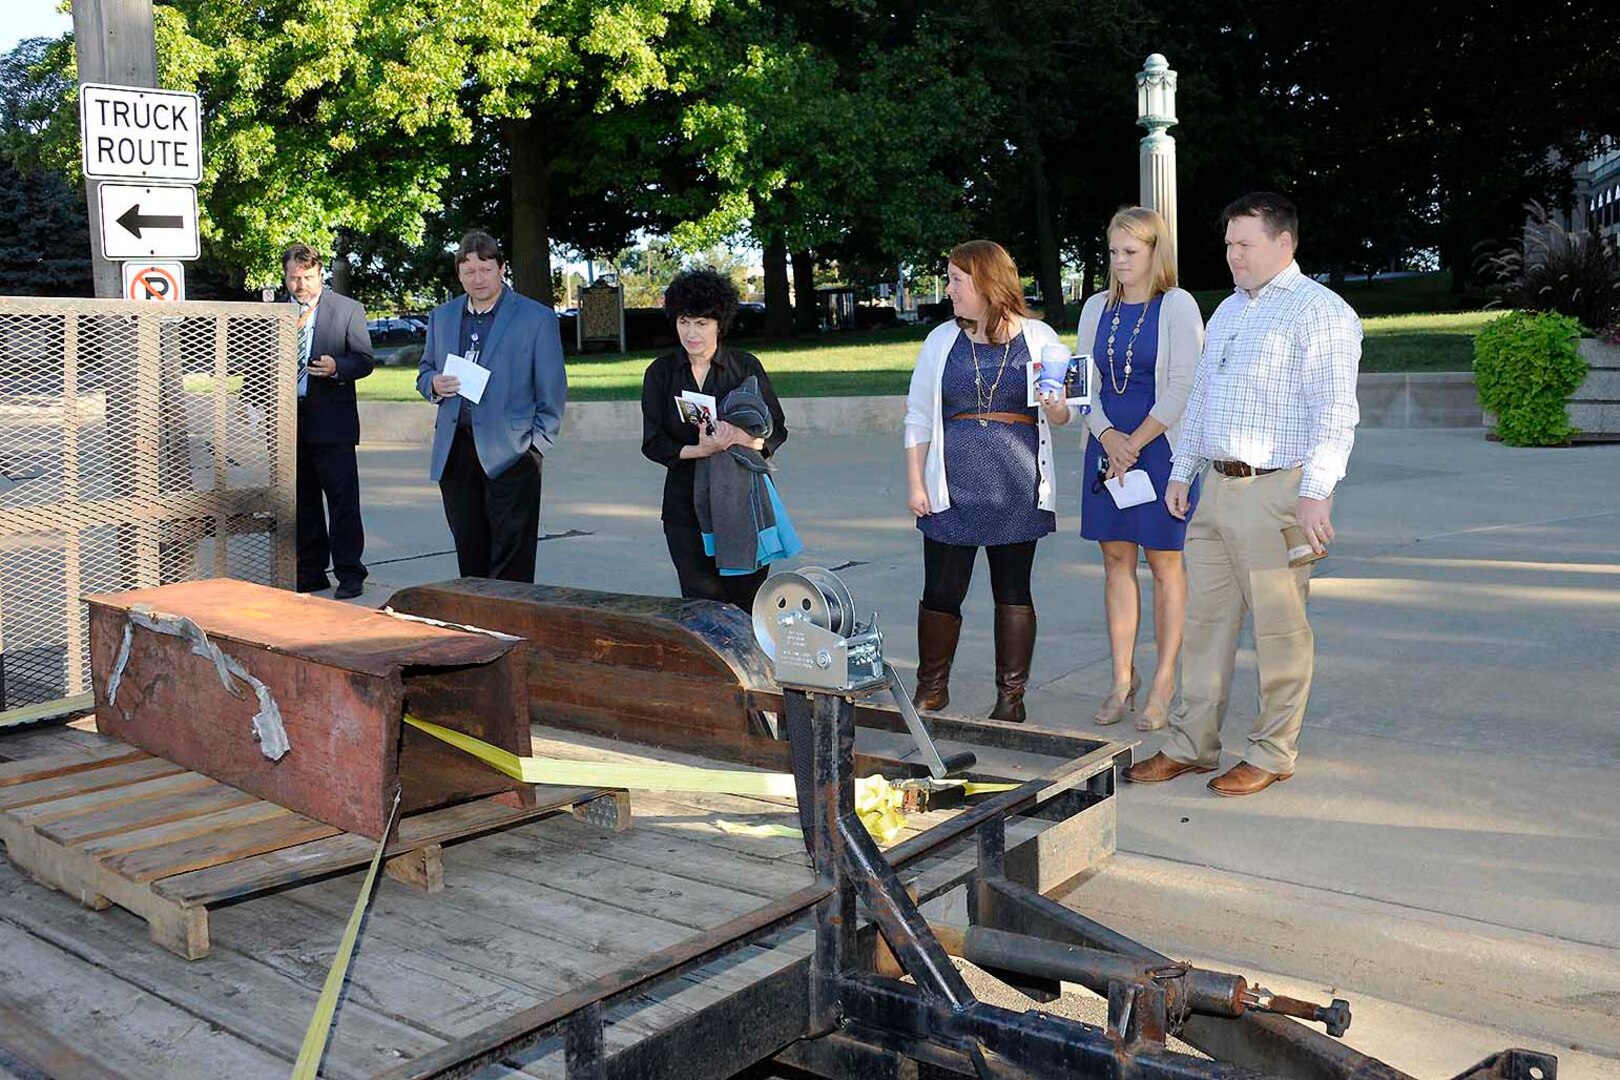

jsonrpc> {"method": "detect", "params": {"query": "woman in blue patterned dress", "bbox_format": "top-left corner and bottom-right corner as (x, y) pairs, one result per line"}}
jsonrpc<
(903, 240), (1074, 722)
(1074, 207), (1206, 730)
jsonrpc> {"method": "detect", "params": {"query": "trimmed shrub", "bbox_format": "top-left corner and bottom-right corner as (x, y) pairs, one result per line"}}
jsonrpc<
(1472, 310), (1587, 446)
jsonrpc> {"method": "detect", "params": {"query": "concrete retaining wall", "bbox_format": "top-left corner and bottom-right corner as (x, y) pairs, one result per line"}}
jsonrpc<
(1570, 338), (1620, 441)
(359, 371), (1483, 445)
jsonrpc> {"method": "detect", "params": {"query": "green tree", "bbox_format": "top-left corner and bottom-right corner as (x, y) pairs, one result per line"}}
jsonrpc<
(0, 155), (93, 295)
(678, 2), (993, 335)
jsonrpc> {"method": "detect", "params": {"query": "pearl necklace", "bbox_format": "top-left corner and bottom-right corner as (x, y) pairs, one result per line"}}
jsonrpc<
(1105, 300), (1150, 395)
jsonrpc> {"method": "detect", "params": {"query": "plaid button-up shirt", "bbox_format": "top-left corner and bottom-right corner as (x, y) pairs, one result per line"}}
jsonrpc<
(1170, 262), (1362, 500)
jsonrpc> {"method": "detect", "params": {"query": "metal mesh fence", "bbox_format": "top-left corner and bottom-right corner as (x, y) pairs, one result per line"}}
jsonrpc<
(0, 297), (296, 713)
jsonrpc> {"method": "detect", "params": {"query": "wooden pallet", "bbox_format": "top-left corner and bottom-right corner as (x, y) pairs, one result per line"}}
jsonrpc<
(0, 743), (628, 960)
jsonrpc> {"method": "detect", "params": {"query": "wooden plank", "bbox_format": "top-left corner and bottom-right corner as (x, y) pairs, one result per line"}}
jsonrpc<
(385, 843), (445, 893)
(469, 837), (774, 932)
(154, 787), (601, 907)
(206, 889), (578, 1072)
(6, 771), (220, 830)
(0, 809), (209, 958)
(38, 782), (260, 846)
(0, 758), (182, 812)
(531, 813), (812, 901)
(0, 746), (149, 789)
(0, 918), (287, 1078)
(0, 1004), (129, 1080)
(0, 725), (114, 765)
(273, 873), (704, 1048)
(101, 810), (341, 884)
(0, 859), (447, 1080)
(74, 801), (295, 860)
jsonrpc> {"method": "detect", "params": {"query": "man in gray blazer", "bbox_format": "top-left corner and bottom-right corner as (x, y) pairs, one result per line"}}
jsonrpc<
(416, 231), (567, 583)
(285, 244), (374, 599)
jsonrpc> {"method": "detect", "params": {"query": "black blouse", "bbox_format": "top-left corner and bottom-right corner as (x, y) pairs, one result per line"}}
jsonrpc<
(640, 346), (788, 528)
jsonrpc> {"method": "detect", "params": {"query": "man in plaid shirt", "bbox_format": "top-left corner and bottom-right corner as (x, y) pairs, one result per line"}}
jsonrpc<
(1126, 193), (1362, 796)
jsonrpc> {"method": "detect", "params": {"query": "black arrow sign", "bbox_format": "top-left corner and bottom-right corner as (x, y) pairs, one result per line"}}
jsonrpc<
(116, 204), (184, 238)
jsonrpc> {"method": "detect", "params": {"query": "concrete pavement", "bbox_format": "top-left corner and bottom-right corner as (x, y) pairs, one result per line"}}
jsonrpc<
(345, 425), (1620, 1069)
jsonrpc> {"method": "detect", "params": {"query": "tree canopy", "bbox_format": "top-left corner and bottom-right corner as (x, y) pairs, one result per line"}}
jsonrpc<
(2, 1), (1616, 313)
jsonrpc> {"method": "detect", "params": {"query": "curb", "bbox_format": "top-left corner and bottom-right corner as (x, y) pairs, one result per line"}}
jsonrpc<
(1060, 851), (1620, 1057)
(358, 373), (1482, 446)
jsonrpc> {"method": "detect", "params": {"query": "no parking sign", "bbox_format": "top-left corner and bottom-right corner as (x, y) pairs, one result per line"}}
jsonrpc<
(122, 261), (186, 302)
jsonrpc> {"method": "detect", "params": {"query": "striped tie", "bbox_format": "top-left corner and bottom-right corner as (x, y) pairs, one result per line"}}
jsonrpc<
(295, 300), (317, 397)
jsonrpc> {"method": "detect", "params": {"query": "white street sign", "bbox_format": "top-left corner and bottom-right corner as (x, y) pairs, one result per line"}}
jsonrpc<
(80, 83), (203, 183)
(121, 261), (187, 302)
(98, 184), (200, 260)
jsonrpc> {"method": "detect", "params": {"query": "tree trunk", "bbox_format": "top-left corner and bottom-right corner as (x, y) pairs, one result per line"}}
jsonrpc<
(329, 229), (352, 297)
(508, 115), (554, 305)
(1024, 120), (1067, 329)
(763, 231), (791, 338)
(791, 249), (817, 334)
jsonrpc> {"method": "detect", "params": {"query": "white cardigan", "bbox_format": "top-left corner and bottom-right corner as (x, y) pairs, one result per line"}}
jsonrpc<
(1073, 287), (1205, 458)
(903, 318), (1069, 515)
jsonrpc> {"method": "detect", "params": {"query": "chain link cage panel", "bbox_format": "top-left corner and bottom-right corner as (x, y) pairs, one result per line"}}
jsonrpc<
(0, 297), (297, 713)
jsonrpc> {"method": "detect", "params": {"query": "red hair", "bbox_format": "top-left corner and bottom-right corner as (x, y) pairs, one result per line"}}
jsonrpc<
(949, 239), (1030, 343)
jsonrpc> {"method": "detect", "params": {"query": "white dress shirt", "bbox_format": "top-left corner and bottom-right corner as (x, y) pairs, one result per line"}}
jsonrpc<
(1169, 262), (1362, 500)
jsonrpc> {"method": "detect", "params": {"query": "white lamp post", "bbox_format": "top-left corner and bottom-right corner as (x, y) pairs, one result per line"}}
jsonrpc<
(1136, 53), (1179, 265)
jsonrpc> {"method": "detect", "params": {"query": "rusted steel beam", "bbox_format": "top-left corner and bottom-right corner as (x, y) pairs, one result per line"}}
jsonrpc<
(384, 578), (781, 765)
(86, 580), (531, 840)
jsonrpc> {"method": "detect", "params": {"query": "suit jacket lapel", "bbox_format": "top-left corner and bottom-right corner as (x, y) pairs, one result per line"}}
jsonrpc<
(312, 292), (340, 357)
(476, 290), (517, 371)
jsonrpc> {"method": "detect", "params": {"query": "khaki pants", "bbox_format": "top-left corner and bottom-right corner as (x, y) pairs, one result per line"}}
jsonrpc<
(1163, 467), (1313, 774)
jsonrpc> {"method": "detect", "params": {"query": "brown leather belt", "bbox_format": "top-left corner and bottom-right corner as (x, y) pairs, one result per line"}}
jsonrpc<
(1211, 460), (1278, 478)
(949, 411), (1036, 426)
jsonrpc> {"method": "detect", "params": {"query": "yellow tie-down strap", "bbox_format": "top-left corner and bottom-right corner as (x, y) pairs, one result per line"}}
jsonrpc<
(401, 715), (1015, 844)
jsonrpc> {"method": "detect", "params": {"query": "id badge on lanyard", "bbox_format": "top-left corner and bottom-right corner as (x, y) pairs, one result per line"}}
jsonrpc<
(467, 331), (482, 367)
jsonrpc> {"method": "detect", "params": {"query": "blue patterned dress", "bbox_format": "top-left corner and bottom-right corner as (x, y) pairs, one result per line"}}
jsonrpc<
(1080, 296), (1199, 549)
(918, 331), (1055, 547)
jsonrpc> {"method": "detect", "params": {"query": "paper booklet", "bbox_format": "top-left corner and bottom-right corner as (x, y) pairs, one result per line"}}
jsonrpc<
(1026, 346), (1092, 409)
(676, 390), (717, 430)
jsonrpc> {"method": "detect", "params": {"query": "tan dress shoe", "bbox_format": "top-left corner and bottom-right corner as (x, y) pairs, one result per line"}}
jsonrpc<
(1124, 751), (1215, 784)
(1207, 761), (1293, 797)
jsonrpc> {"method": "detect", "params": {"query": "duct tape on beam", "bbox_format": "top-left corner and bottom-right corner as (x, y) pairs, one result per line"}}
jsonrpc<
(107, 604), (290, 760)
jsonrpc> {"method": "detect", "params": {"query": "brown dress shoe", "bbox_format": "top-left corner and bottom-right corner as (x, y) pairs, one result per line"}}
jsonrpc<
(1207, 761), (1293, 797)
(1124, 751), (1215, 784)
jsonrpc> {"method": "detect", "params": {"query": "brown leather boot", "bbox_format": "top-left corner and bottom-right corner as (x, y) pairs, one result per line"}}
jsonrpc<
(913, 604), (962, 712)
(989, 603), (1036, 723)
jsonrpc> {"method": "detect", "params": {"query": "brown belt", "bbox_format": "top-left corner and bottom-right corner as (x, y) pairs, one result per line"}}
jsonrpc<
(1211, 460), (1279, 478)
(949, 411), (1036, 426)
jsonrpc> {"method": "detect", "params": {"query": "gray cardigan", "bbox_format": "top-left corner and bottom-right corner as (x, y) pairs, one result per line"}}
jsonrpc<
(1073, 287), (1204, 459)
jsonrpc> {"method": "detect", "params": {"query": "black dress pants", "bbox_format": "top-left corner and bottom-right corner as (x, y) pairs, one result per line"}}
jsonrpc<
(663, 524), (768, 611)
(296, 439), (366, 590)
(439, 426), (543, 583)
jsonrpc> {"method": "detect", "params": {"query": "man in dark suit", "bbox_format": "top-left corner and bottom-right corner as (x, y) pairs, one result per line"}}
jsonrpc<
(285, 243), (374, 599)
(416, 231), (566, 583)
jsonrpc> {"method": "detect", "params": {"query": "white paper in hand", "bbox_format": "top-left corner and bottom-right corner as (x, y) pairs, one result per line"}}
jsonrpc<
(444, 353), (489, 404)
(1105, 469), (1157, 510)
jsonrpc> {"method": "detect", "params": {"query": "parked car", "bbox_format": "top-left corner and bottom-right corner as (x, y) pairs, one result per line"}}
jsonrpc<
(365, 317), (424, 345)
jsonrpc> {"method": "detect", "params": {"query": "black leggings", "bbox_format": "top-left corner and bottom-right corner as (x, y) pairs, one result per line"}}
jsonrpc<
(921, 537), (1037, 616)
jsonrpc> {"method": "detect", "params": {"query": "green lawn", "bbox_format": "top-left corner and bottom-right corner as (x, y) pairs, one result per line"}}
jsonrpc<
(359, 295), (1500, 403)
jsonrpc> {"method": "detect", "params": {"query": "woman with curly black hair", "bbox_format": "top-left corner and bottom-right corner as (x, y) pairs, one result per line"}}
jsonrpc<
(640, 268), (789, 608)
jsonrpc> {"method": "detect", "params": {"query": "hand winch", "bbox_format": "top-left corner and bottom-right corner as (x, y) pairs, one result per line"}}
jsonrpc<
(752, 567), (974, 779)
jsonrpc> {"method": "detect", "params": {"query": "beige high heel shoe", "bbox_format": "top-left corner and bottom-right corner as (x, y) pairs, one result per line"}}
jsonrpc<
(1136, 690), (1174, 732)
(1092, 669), (1141, 726)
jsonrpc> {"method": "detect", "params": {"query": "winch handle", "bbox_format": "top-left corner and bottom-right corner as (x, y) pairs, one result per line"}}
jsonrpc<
(883, 663), (977, 779)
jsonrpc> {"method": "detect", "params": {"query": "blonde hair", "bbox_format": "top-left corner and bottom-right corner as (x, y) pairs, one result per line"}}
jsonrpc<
(1105, 206), (1177, 308)
(949, 239), (1031, 343)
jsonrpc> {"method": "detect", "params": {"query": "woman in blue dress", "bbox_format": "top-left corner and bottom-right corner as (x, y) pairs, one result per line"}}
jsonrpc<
(1074, 208), (1206, 731)
(904, 240), (1074, 722)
